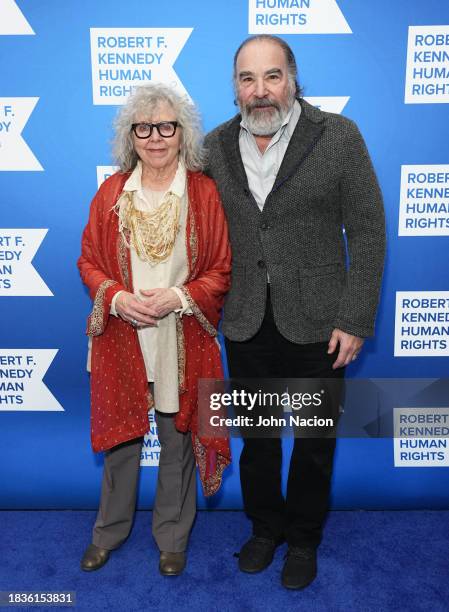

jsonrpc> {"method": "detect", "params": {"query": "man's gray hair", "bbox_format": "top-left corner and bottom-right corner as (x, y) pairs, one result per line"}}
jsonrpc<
(113, 83), (204, 172)
(233, 34), (303, 99)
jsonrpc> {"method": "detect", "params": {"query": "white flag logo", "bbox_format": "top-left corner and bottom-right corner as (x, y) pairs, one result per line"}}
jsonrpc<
(399, 165), (449, 236)
(140, 409), (160, 466)
(305, 96), (350, 114)
(394, 291), (449, 357)
(96, 165), (119, 188)
(90, 28), (193, 105)
(0, 349), (62, 411)
(0, 98), (43, 171)
(0, 0), (34, 35)
(0, 229), (52, 296)
(249, 0), (351, 35)
(405, 26), (449, 104)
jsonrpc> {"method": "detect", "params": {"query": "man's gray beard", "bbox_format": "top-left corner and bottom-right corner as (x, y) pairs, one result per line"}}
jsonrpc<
(241, 98), (293, 136)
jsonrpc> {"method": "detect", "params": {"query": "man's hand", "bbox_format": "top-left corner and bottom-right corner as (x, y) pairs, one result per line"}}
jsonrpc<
(328, 328), (364, 369)
(139, 288), (182, 319)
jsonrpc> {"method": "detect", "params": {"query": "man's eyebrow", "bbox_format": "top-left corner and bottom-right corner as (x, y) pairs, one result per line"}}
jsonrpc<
(265, 68), (283, 76)
(238, 70), (254, 79)
(238, 68), (283, 79)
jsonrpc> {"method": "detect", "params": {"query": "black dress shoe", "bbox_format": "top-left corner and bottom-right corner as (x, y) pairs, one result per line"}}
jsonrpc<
(159, 551), (186, 576)
(238, 536), (277, 573)
(80, 544), (110, 572)
(281, 547), (317, 589)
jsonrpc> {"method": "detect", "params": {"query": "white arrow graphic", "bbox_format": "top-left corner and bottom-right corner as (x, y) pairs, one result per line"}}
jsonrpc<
(90, 28), (193, 105)
(305, 96), (350, 114)
(0, 98), (43, 171)
(140, 409), (160, 467)
(249, 0), (351, 34)
(0, 349), (63, 411)
(96, 165), (119, 188)
(0, 229), (52, 296)
(0, 0), (34, 35)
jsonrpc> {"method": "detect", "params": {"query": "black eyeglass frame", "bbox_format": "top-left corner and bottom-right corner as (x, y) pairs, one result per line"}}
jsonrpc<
(131, 121), (181, 138)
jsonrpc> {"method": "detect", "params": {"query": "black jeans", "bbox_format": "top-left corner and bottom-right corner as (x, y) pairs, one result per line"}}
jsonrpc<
(225, 292), (344, 548)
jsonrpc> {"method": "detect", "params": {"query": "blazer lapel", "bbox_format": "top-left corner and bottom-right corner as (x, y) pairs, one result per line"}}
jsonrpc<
(271, 99), (325, 194)
(219, 113), (262, 215)
(219, 114), (250, 191)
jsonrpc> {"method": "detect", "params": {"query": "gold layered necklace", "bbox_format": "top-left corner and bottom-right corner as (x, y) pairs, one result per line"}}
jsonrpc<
(118, 190), (181, 265)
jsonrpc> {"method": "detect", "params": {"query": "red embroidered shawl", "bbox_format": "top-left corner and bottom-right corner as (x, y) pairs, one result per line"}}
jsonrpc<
(78, 170), (232, 496)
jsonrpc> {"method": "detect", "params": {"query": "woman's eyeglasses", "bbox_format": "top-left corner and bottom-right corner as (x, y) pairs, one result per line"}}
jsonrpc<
(131, 121), (180, 139)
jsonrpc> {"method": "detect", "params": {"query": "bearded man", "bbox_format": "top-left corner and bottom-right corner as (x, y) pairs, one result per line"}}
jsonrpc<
(204, 35), (385, 589)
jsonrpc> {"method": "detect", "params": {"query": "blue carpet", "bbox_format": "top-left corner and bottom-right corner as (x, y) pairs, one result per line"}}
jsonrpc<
(1, 511), (448, 612)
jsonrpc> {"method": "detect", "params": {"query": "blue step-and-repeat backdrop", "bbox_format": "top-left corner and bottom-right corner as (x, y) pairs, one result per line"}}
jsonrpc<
(1, 0), (449, 509)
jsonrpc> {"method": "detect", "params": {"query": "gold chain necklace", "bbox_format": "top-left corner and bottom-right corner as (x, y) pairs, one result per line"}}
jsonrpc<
(118, 190), (181, 265)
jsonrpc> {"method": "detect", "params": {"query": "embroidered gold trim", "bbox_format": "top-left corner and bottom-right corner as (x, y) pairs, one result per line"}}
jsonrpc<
(176, 315), (186, 393)
(188, 193), (198, 272)
(193, 435), (230, 497)
(118, 231), (130, 289)
(88, 279), (117, 336)
(204, 454), (228, 497)
(180, 286), (217, 337)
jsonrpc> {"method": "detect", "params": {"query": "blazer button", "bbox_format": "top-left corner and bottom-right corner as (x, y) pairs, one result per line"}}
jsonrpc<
(243, 188), (250, 196)
(260, 223), (269, 231)
(257, 260), (266, 269)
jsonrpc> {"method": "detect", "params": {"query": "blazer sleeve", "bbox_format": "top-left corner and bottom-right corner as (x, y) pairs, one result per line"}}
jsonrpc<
(333, 120), (386, 338)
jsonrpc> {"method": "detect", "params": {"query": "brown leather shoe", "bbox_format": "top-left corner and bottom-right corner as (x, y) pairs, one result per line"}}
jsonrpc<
(159, 551), (186, 576)
(80, 544), (110, 572)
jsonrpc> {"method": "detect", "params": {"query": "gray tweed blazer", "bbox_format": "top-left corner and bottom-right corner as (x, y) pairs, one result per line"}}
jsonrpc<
(204, 98), (386, 343)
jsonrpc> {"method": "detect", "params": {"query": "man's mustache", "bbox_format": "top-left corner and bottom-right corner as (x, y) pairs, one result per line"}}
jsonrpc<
(246, 98), (281, 113)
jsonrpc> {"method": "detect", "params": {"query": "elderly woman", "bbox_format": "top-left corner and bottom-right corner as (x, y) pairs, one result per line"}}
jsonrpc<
(77, 84), (231, 575)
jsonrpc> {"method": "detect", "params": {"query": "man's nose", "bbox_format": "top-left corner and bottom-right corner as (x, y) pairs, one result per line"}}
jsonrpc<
(254, 78), (268, 98)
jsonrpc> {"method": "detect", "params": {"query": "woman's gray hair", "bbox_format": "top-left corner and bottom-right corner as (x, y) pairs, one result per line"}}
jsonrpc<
(113, 83), (205, 172)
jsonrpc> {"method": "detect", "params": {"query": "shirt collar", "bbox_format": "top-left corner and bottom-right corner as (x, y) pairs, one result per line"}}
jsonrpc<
(123, 159), (186, 199)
